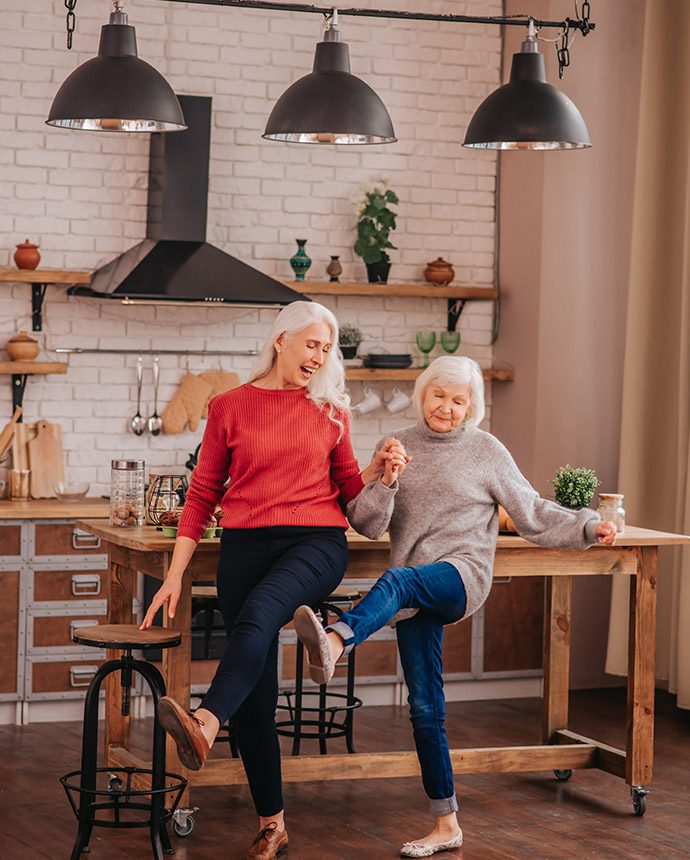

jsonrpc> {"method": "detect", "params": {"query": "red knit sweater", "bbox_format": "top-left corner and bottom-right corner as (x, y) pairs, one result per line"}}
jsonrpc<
(177, 383), (364, 541)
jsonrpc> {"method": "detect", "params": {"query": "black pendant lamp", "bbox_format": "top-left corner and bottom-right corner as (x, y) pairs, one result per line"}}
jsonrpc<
(263, 14), (396, 145)
(463, 23), (590, 150)
(46, 2), (186, 133)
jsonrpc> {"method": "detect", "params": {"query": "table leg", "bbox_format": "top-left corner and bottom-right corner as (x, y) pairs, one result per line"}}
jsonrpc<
(104, 553), (135, 759)
(626, 546), (657, 786)
(542, 575), (572, 743)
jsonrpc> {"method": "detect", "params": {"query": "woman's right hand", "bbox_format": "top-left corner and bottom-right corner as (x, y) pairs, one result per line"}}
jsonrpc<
(140, 577), (182, 630)
(381, 443), (408, 487)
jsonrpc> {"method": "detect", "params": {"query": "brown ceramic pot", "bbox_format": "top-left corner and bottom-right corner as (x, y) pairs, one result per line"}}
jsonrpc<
(14, 240), (41, 271)
(6, 331), (39, 361)
(424, 257), (455, 286)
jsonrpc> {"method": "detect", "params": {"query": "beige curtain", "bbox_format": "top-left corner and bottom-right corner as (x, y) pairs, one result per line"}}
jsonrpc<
(605, 0), (690, 708)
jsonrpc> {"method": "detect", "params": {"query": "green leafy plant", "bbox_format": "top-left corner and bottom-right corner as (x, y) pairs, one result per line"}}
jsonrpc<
(550, 464), (601, 508)
(338, 323), (363, 347)
(354, 181), (399, 265)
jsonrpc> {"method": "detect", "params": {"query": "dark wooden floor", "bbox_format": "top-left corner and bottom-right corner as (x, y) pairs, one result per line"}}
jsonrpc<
(1, 688), (689, 860)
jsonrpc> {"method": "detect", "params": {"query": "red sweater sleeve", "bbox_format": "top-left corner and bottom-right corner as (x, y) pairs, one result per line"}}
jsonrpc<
(330, 410), (365, 507)
(177, 397), (232, 542)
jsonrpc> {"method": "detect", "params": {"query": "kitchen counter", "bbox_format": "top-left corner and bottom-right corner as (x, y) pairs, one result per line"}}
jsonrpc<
(0, 498), (110, 519)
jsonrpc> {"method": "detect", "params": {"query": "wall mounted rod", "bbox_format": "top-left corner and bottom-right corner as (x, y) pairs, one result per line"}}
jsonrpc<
(53, 347), (258, 356)
(158, 0), (595, 35)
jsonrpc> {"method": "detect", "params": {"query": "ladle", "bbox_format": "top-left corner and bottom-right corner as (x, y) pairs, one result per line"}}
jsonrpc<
(130, 355), (146, 436)
(148, 355), (163, 436)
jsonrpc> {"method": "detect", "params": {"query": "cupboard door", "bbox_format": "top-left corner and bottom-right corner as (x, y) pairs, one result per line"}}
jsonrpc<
(0, 571), (19, 695)
(0, 524), (22, 558)
(442, 619), (472, 674)
(482, 576), (544, 673)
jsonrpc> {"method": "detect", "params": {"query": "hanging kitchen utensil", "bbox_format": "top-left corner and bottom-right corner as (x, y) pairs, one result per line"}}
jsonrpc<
(0, 406), (22, 460)
(147, 355), (163, 436)
(131, 355), (146, 436)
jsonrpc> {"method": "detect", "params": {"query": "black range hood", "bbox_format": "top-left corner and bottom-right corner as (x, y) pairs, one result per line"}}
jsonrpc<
(71, 94), (305, 308)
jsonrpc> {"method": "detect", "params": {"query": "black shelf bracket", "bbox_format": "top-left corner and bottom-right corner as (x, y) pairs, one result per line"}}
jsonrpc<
(11, 375), (28, 420)
(447, 298), (467, 332)
(32, 283), (48, 332)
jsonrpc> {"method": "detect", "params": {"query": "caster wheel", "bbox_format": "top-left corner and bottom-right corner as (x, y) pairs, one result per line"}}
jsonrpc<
(173, 815), (195, 837)
(554, 769), (573, 781)
(631, 786), (648, 816)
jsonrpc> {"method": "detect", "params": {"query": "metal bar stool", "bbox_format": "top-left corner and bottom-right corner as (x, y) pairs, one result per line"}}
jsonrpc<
(60, 625), (187, 860)
(276, 584), (363, 755)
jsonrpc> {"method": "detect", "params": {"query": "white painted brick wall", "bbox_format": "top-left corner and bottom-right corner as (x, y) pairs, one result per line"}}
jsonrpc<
(0, 0), (501, 495)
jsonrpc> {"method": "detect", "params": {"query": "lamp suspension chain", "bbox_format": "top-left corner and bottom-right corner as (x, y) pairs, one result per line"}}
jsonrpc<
(557, 20), (570, 80)
(64, 0), (78, 49)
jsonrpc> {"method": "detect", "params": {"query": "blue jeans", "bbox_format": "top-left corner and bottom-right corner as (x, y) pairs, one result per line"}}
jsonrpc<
(329, 562), (467, 815)
(201, 526), (347, 816)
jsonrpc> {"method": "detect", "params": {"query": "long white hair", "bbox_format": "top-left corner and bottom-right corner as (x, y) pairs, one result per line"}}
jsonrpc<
(412, 355), (485, 430)
(250, 301), (350, 432)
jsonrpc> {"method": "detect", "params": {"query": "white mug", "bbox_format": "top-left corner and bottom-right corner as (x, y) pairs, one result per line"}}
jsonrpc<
(386, 386), (411, 414)
(353, 386), (382, 415)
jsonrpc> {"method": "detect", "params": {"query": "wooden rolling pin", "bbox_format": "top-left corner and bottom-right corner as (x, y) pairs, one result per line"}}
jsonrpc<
(0, 406), (22, 460)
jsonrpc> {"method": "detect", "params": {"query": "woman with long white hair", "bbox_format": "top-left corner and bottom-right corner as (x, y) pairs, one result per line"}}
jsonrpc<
(141, 301), (404, 860)
(294, 354), (617, 858)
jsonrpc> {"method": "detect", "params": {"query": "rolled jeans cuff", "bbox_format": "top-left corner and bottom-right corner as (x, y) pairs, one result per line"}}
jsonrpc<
(326, 621), (355, 655)
(429, 793), (458, 815)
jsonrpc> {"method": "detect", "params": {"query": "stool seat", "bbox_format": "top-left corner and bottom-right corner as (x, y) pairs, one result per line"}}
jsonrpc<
(324, 585), (360, 601)
(191, 585), (218, 599)
(72, 624), (182, 651)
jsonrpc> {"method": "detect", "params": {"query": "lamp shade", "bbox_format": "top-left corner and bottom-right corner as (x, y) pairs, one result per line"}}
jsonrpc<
(463, 50), (590, 150)
(263, 38), (396, 144)
(46, 15), (186, 132)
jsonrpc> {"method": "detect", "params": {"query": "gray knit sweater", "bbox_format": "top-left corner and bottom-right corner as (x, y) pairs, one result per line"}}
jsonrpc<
(346, 421), (601, 619)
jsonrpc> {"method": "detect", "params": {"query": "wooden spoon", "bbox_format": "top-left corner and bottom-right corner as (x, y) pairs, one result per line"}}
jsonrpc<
(0, 406), (22, 460)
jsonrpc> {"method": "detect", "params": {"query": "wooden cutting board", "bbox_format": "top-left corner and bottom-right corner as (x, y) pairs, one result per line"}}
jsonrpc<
(26, 420), (65, 498)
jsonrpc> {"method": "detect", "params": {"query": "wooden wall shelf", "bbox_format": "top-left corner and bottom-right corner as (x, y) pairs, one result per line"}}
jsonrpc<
(345, 368), (514, 382)
(284, 280), (498, 300)
(0, 362), (68, 375)
(0, 268), (90, 285)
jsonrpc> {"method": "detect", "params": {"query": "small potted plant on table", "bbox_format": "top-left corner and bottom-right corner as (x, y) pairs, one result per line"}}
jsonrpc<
(338, 323), (363, 359)
(354, 181), (399, 284)
(550, 464), (601, 508)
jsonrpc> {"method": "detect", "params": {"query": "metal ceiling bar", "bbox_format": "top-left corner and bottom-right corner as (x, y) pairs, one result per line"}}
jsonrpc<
(53, 348), (258, 356)
(157, 0), (595, 35)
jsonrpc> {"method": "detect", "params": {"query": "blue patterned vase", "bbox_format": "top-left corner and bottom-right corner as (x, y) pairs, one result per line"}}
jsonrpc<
(289, 239), (311, 281)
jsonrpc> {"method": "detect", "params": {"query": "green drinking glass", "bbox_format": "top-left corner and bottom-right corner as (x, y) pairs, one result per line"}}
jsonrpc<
(415, 330), (436, 368)
(440, 330), (461, 355)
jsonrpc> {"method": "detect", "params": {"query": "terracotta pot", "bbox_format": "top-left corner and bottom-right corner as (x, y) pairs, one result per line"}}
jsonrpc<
(6, 331), (39, 362)
(14, 240), (41, 271)
(424, 257), (455, 286)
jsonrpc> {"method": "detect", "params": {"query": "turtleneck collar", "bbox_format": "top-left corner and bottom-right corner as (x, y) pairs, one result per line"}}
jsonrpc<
(413, 419), (472, 442)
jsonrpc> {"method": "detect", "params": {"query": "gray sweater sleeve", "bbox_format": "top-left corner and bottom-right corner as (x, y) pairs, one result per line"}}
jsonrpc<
(480, 438), (600, 549)
(346, 477), (397, 540)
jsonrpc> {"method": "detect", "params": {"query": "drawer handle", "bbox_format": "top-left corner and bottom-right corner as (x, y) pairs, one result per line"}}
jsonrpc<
(70, 619), (100, 639)
(69, 665), (99, 688)
(72, 529), (101, 550)
(71, 574), (102, 596)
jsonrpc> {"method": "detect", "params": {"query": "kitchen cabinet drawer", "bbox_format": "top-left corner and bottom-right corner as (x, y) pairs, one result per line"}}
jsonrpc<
(26, 656), (106, 699)
(32, 569), (109, 604)
(0, 571), (20, 697)
(0, 524), (22, 559)
(482, 576), (545, 673)
(32, 522), (104, 558)
(28, 610), (107, 654)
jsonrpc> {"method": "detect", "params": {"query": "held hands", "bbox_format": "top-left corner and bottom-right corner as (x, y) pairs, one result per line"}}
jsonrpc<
(595, 520), (617, 546)
(380, 437), (410, 487)
(140, 578), (182, 630)
(362, 437), (410, 485)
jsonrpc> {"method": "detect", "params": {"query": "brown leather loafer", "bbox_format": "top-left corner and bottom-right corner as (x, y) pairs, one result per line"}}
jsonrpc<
(156, 696), (210, 771)
(244, 822), (288, 860)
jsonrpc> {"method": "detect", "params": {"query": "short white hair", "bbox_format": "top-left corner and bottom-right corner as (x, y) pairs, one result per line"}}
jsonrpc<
(249, 301), (350, 431)
(412, 355), (485, 430)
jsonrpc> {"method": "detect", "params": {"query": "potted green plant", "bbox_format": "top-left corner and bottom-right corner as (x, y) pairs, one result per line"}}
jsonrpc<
(338, 323), (363, 359)
(354, 181), (399, 284)
(550, 464), (601, 508)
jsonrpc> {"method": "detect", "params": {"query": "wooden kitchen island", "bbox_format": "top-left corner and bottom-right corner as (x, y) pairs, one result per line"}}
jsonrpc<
(76, 519), (689, 820)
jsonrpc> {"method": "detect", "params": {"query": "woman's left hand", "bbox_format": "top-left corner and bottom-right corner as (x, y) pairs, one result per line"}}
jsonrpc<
(361, 437), (410, 484)
(595, 520), (617, 546)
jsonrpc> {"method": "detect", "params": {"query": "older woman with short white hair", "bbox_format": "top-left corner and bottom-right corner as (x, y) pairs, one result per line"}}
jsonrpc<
(141, 301), (403, 860)
(294, 354), (617, 858)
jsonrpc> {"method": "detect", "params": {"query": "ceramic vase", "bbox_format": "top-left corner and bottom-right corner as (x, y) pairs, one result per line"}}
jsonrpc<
(14, 239), (40, 270)
(6, 331), (39, 361)
(424, 257), (455, 286)
(289, 239), (312, 281)
(326, 255), (342, 282)
(366, 261), (391, 284)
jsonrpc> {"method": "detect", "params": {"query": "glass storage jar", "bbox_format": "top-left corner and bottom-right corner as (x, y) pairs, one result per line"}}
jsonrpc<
(597, 493), (625, 535)
(110, 459), (145, 527)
